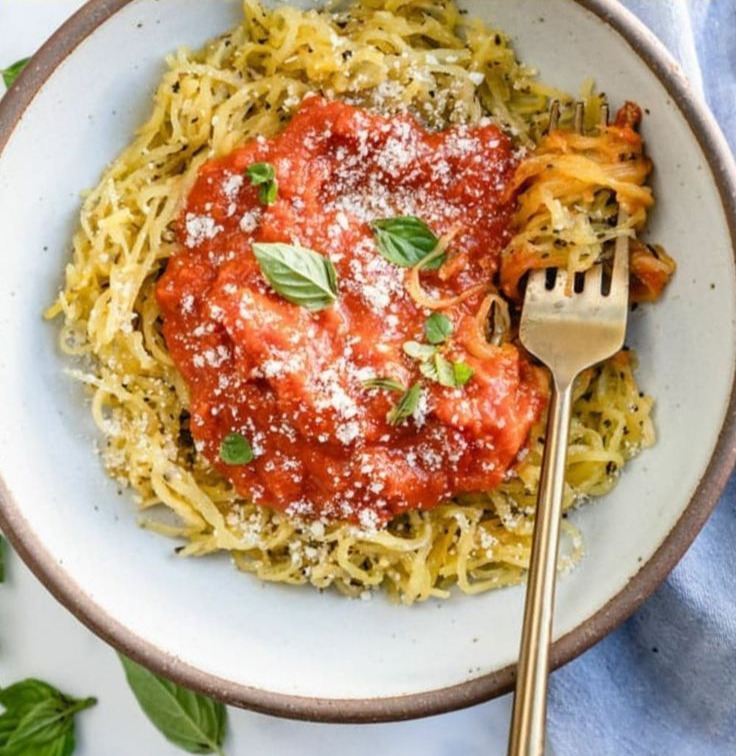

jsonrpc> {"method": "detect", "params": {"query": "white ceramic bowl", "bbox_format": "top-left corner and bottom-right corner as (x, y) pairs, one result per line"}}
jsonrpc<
(0, 0), (734, 722)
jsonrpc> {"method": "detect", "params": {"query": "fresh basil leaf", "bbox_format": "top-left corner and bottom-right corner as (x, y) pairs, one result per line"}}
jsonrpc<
(435, 356), (456, 388)
(453, 361), (475, 386)
(418, 359), (438, 383)
(262, 181), (278, 205)
(6, 699), (74, 750)
(24, 729), (75, 756)
(252, 242), (338, 311)
(1, 58), (30, 89)
(246, 162), (274, 184)
(245, 162), (278, 205)
(424, 313), (453, 345)
(3, 729), (75, 756)
(0, 680), (57, 748)
(0, 679), (95, 756)
(386, 383), (422, 426)
(119, 655), (227, 756)
(419, 354), (474, 389)
(219, 433), (253, 465)
(371, 217), (445, 270)
(361, 377), (405, 393)
(419, 353), (455, 388)
(0, 680), (60, 718)
(32, 729), (75, 756)
(402, 341), (437, 361)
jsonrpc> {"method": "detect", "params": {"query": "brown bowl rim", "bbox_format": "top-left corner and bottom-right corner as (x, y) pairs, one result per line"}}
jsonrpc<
(0, 0), (735, 724)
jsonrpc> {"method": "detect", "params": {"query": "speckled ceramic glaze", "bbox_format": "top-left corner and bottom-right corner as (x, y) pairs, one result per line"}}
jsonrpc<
(0, 0), (734, 722)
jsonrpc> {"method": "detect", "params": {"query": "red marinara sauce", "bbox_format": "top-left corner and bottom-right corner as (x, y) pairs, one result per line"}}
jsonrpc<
(156, 97), (546, 528)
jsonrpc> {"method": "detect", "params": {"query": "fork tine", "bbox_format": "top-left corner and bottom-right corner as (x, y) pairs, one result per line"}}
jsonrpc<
(534, 101), (629, 309)
(548, 100), (561, 132)
(551, 267), (568, 295)
(525, 268), (548, 297)
(574, 101), (584, 134)
(610, 209), (630, 298)
(584, 263), (603, 295)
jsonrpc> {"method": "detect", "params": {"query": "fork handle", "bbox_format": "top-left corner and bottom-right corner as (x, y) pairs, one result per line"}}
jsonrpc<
(508, 376), (575, 756)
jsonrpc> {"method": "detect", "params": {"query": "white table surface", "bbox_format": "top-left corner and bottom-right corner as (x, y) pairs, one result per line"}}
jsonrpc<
(0, 1), (516, 753)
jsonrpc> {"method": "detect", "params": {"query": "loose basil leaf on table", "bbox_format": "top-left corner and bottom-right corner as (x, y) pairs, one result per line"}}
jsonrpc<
(0, 678), (96, 756)
(1, 58), (30, 89)
(119, 655), (228, 756)
(371, 216), (445, 270)
(252, 242), (338, 311)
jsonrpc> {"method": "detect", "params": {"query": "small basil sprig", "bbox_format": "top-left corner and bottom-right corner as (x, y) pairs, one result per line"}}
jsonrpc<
(403, 341), (437, 361)
(252, 242), (338, 311)
(0, 678), (96, 756)
(403, 341), (474, 388)
(420, 353), (475, 388)
(387, 383), (422, 426)
(219, 433), (253, 465)
(371, 217), (445, 270)
(425, 313), (453, 345)
(119, 655), (228, 756)
(1, 58), (30, 89)
(245, 162), (278, 205)
(452, 361), (475, 386)
(420, 353), (455, 387)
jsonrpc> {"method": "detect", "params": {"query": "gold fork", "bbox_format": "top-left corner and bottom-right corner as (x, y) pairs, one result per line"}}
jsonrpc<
(507, 101), (630, 756)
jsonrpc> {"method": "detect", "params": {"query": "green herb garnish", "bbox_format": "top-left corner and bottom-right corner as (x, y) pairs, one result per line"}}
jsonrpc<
(246, 162), (278, 205)
(119, 655), (228, 756)
(405, 340), (475, 389)
(420, 353), (456, 388)
(1, 58), (30, 89)
(252, 242), (338, 311)
(362, 377), (405, 393)
(0, 678), (96, 755)
(219, 433), (253, 465)
(402, 341), (437, 361)
(386, 383), (422, 426)
(453, 361), (475, 386)
(424, 313), (453, 345)
(371, 216), (445, 270)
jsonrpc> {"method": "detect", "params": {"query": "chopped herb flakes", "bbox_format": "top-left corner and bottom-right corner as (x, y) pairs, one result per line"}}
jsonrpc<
(425, 313), (453, 344)
(362, 377), (406, 393)
(386, 383), (422, 426)
(246, 162), (278, 205)
(219, 433), (253, 465)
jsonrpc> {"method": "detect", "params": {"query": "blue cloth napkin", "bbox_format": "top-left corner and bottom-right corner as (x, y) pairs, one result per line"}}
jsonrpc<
(548, 3), (736, 754)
